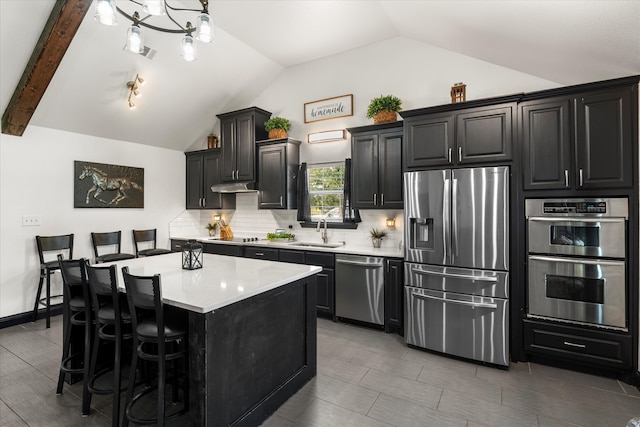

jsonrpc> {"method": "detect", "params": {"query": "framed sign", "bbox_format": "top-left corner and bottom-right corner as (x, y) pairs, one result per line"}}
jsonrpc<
(74, 161), (144, 208)
(304, 94), (353, 123)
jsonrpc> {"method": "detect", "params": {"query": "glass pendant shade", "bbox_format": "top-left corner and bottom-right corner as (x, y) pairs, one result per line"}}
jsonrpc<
(94, 0), (118, 26)
(181, 35), (197, 62)
(195, 13), (213, 43)
(142, 0), (166, 16)
(125, 25), (144, 54)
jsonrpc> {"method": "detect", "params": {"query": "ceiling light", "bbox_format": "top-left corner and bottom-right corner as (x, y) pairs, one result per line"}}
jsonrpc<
(96, 0), (213, 62)
(126, 74), (144, 109)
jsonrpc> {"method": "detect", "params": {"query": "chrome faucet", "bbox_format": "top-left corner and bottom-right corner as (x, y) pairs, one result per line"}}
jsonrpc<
(316, 219), (328, 243)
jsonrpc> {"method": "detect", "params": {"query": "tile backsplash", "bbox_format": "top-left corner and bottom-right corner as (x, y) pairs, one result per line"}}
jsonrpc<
(169, 193), (404, 249)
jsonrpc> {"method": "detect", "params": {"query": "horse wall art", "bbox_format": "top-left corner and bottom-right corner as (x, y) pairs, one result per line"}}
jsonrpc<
(74, 161), (144, 208)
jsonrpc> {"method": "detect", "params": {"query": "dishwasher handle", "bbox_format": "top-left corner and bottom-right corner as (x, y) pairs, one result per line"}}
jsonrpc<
(412, 292), (497, 309)
(336, 259), (383, 268)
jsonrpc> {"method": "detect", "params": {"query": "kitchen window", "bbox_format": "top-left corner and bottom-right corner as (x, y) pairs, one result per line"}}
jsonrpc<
(297, 160), (360, 229)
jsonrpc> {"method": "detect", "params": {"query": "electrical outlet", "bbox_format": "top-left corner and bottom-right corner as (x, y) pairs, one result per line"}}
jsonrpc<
(22, 215), (41, 226)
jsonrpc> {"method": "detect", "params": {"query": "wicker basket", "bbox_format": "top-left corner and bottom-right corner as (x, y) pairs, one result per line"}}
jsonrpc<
(373, 110), (397, 124)
(268, 129), (287, 139)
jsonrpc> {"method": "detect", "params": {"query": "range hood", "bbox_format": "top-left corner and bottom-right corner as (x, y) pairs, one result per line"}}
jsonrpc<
(210, 182), (257, 193)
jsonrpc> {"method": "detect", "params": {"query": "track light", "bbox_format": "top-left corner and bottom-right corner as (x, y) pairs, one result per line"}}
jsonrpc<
(126, 74), (144, 109)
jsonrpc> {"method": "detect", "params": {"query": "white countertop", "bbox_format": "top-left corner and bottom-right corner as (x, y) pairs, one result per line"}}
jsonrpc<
(103, 253), (322, 314)
(175, 236), (404, 258)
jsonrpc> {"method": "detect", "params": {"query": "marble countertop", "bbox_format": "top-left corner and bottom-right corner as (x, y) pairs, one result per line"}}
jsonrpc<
(174, 236), (404, 258)
(103, 253), (321, 314)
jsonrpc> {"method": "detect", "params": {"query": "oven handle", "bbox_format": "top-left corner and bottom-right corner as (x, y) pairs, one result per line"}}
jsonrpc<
(528, 255), (625, 266)
(412, 292), (497, 309)
(527, 217), (625, 223)
(411, 268), (498, 282)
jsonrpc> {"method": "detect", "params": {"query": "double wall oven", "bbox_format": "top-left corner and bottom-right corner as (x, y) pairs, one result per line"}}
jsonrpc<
(526, 198), (628, 331)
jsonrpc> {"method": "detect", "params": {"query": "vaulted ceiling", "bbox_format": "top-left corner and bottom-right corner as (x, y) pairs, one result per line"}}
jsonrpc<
(1, 0), (639, 151)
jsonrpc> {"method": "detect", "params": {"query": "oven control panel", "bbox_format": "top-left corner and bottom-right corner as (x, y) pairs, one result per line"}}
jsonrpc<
(542, 201), (607, 214)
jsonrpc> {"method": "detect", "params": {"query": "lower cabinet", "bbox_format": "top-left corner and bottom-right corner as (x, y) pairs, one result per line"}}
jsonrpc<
(244, 247), (279, 261)
(170, 239), (187, 252)
(384, 258), (403, 335)
(203, 242), (244, 257)
(523, 319), (632, 370)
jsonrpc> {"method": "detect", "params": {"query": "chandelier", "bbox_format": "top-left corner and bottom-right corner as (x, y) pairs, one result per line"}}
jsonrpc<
(94, 0), (213, 62)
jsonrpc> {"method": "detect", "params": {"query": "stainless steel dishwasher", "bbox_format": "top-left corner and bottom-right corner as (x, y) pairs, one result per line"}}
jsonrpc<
(335, 254), (384, 325)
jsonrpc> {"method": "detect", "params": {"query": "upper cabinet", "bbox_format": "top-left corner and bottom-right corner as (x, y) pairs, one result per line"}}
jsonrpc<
(521, 83), (636, 190)
(185, 149), (236, 210)
(256, 138), (301, 210)
(217, 107), (271, 183)
(349, 122), (403, 209)
(401, 98), (517, 170)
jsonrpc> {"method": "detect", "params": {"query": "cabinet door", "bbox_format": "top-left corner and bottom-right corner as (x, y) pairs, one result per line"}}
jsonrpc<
(186, 154), (204, 209)
(202, 150), (223, 209)
(244, 247), (279, 260)
(352, 133), (379, 208)
(457, 104), (513, 164)
(235, 112), (256, 182)
(521, 98), (572, 190)
(258, 145), (286, 209)
(378, 130), (403, 208)
(220, 117), (236, 182)
(575, 86), (634, 189)
(384, 259), (403, 334)
(316, 267), (334, 316)
(404, 113), (454, 169)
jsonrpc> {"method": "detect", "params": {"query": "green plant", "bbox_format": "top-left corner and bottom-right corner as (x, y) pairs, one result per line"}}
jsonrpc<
(264, 117), (291, 132)
(266, 232), (295, 240)
(206, 223), (217, 230)
(366, 95), (402, 119)
(369, 228), (388, 239)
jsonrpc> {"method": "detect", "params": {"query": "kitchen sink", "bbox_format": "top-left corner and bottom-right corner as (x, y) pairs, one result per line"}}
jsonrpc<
(286, 242), (343, 248)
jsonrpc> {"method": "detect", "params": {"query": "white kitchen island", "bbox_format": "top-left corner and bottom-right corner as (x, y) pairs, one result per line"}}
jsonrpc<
(107, 253), (322, 426)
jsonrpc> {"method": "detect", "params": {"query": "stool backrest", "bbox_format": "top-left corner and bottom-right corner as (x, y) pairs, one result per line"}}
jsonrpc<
(132, 229), (157, 256)
(122, 267), (164, 339)
(57, 256), (90, 310)
(86, 263), (121, 317)
(37, 234), (74, 264)
(91, 231), (122, 258)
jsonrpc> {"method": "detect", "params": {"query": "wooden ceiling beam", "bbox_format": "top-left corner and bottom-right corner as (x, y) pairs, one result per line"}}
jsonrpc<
(1, 0), (92, 137)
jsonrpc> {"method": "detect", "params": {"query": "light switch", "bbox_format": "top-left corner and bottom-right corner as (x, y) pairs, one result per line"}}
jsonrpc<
(22, 215), (41, 226)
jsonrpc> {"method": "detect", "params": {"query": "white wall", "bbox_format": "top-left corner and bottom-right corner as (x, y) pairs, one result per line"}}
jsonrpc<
(0, 126), (185, 318)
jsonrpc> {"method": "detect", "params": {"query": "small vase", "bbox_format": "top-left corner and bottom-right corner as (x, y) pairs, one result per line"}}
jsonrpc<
(373, 110), (397, 124)
(268, 129), (287, 139)
(208, 229), (216, 237)
(372, 238), (382, 248)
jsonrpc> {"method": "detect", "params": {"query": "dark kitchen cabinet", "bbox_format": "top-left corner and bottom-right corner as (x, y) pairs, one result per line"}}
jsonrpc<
(244, 246), (279, 261)
(349, 123), (403, 209)
(256, 138), (300, 210)
(217, 107), (271, 183)
(384, 258), (403, 335)
(402, 99), (516, 170)
(521, 84), (635, 190)
(185, 149), (236, 209)
(203, 242), (243, 257)
(170, 239), (187, 252)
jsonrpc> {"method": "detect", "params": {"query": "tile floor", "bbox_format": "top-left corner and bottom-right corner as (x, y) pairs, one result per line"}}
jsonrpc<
(1, 315), (639, 426)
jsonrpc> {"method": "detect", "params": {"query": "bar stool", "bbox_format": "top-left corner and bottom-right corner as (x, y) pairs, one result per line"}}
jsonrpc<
(32, 234), (74, 328)
(132, 229), (171, 258)
(56, 256), (92, 416)
(91, 231), (135, 264)
(85, 262), (132, 425)
(122, 267), (189, 427)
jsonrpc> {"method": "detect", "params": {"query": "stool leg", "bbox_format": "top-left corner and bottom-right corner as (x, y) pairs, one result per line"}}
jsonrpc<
(122, 341), (139, 427)
(45, 269), (51, 329)
(81, 314), (92, 416)
(158, 352), (166, 427)
(32, 268), (45, 322)
(56, 303), (71, 394)
(112, 327), (123, 427)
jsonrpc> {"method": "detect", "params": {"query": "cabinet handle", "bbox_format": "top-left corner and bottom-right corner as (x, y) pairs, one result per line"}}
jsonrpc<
(373, 193), (377, 206)
(255, 252), (264, 256)
(202, 198), (206, 208)
(448, 148), (452, 163)
(564, 169), (569, 187)
(458, 147), (462, 163)
(232, 170), (236, 180)
(280, 195), (283, 207)
(236, 169), (240, 181)
(563, 341), (586, 349)
(381, 193), (384, 206)
(579, 169), (584, 187)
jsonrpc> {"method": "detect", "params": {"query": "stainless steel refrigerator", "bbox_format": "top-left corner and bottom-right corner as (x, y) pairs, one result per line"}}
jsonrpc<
(404, 166), (510, 366)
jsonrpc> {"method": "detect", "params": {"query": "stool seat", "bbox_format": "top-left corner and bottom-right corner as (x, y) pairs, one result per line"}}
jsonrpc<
(96, 253), (135, 263)
(92, 231), (135, 264)
(69, 296), (87, 311)
(97, 305), (131, 323)
(137, 248), (171, 257)
(137, 320), (186, 341)
(133, 229), (171, 258)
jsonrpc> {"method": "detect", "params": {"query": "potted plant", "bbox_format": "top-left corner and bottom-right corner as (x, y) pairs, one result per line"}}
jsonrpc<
(366, 95), (402, 124)
(369, 227), (388, 248)
(264, 117), (291, 139)
(206, 222), (217, 237)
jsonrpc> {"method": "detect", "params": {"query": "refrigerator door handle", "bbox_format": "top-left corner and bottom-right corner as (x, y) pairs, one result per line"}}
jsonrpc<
(411, 292), (498, 309)
(443, 177), (451, 261)
(452, 177), (458, 261)
(411, 268), (499, 282)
